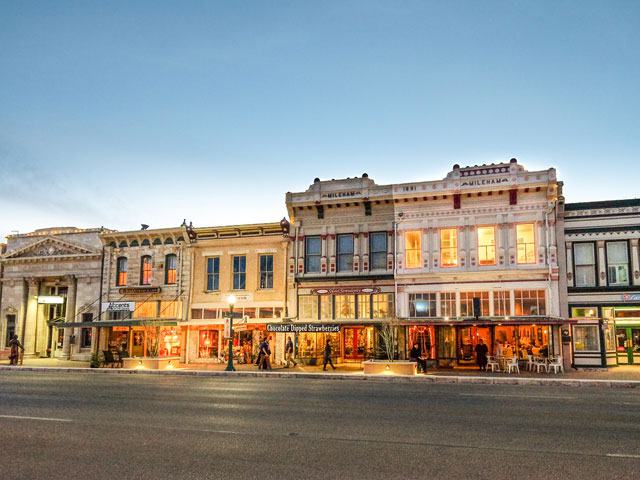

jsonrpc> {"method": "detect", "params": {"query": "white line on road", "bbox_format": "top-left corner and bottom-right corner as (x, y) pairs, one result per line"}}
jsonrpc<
(0, 414), (72, 422)
(459, 393), (575, 400)
(606, 453), (640, 459)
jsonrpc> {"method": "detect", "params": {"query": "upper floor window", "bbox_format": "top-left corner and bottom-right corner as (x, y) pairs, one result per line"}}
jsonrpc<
(440, 228), (458, 267)
(493, 290), (511, 317)
(607, 241), (629, 286)
(337, 234), (354, 272)
(233, 255), (246, 290)
(409, 293), (436, 318)
(369, 232), (387, 270)
(164, 254), (177, 285)
(573, 243), (596, 287)
(299, 295), (319, 320)
(140, 256), (153, 285)
(259, 254), (274, 289)
(206, 257), (220, 291)
(440, 292), (456, 318)
(514, 290), (546, 315)
(477, 226), (496, 266)
(516, 224), (536, 264)
(404, 231), (422, 268)
(305, 236), (321, 273)
(116, 257), (128, 286)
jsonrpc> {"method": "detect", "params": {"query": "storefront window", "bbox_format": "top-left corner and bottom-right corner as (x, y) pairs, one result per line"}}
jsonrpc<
(516, 224), (536, 264)
(320, 296), (332, 320)
(440, 228), (458, 267)
(437, 326), (456, 358)
(605, 324), (616, 351)
(299, 296), (318, 321)
(80, 328), (92, 348)
(440, 292), (456, 318)
(358, 295), (371, 319)
(159, 327), (180, 356)
(409, 293), (436, 317)
(477, 226), (496, 265)
(570, 307), (598, 318)
(372, 294), (393, 319)
(573, 325), (600, 352)
(404, 231), (422, 268)
(514, 290), (546, 316)
(335, 295), (356, 319)
(460, 292), (489, 317)
(199, 330), (219, 358)
(298, 332), (340, 360)
(493, 290), (510, 317)
(573, 243), (596, 287)
(409, 326), (435, 359)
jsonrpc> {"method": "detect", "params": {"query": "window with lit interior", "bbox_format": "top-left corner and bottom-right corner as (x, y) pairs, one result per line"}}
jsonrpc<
(477, 226), (496, 265)
(164, 254), (177, 284)
(404, 231), (422, 268)
(440, 228), (458, 267)
(116, 257), (128, 286)
(140, 256), (153, 285)
(516, 224), (536, 264)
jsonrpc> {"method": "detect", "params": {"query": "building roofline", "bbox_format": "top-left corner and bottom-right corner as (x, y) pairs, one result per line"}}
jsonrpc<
(565, 198), (640, 211)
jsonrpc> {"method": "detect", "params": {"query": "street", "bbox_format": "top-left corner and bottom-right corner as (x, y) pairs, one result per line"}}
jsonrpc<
(0, 371), (639, 480)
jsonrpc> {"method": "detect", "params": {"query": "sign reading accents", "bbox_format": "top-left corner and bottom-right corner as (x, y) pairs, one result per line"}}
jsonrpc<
(312, 287), (381, 295)
(267, 323), (341, 333)
(101, 302), (135, 312)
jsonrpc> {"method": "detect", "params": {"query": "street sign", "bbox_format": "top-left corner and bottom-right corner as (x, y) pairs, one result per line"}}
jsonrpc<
(234, 324), (248, 332)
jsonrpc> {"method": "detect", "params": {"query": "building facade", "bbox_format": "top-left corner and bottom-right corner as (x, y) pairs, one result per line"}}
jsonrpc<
(561, 199), (640, 368)
(184, 222), (290, 365)
(96, 225), (195, 360)
(394, 159), (568, 367)
(0, 227), (104, 361)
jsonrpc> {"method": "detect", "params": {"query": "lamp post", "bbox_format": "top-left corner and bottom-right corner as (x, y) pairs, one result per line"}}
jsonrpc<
(225, 294), (236, 372)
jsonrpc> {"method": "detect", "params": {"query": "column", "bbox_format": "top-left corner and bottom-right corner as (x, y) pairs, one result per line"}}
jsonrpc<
(597, 241), (607, 286)
(565, 242), (574, 287)
(22, 278), (40, 356)
(631, 239), (640, 286)
(63, 275), (77, 358)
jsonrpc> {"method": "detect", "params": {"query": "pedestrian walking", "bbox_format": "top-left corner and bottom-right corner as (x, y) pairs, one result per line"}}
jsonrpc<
(8, 335), (24, 366)
(323, 339), (336, 371)
(475, 338), (488, 371)
(284, 336), (297, 368)
(259, 337), (272, 370)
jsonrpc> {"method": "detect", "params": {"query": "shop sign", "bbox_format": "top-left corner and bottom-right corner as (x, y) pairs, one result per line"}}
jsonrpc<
(267, 323), (340, 333)
(112, 326), (129, 332)
(460, 177), (510, 188)
(118, 287), (161, 295)
(622, 294), (640, 301)
(224, 318), (231, 338)
(321, 190), (362, 199)
(101, 302), (135, 312)
(312, 287), (381, 295)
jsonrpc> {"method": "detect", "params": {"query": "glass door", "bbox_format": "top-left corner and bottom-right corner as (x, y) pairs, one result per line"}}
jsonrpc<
(616, 328), (633, 364)
(343, 327), (370, 360)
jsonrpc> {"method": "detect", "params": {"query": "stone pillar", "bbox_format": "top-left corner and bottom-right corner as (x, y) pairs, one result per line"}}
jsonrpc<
(631, 239), (640, 286)
(63, 275), (77, 358)
(22, 278), (40, 356)
(597, 241), (607, 286)
(565, 242), (574, 287)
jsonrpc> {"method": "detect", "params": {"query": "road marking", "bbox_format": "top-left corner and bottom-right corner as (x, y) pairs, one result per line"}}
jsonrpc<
(607, 453), (640, 459)
(0, 414), (72, 423)
(459, 393), (574, 400)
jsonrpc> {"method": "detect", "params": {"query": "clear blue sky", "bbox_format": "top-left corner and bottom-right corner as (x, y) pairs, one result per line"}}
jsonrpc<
(1, 1), (638, 239)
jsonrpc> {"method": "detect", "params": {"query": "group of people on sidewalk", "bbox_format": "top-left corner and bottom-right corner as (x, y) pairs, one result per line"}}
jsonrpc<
(262, 336), (336, 371)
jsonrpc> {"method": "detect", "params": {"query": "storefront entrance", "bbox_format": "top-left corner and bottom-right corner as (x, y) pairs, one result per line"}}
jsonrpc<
(343, 327), (373, 360)
(456, 327), (490, 365)
(616, 327), (640, 365)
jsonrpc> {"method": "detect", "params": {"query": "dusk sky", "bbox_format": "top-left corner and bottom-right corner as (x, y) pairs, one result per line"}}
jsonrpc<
(1, 1), (639, 240)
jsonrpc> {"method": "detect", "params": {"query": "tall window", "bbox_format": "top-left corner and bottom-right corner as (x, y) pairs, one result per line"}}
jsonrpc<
(514, 290), (546, 315)
(369, 232), (387, 270)
(140, 256), (153, 285)
(259, 255), (274, 289)
(337, 234), (354, 272)
(358, 295), (371, 319)
(409, 293), (436, 318)
(516, 224), (536, 264)
(335, 295), (356, 319)
(440, 292), (456, 318)
(206, 257), (220, 291)
(607, 241), (629, 286)
(477, 226), (496, 266)
(372, 294), (393, 319)
(440, 228), (458, 267)
(5, 315), (16, 347)
(493, 290), (511, 317)
(460, 292), (489, 317)
(405, 231), (422, 268)
(80, 328), (92, 348)
(319, 296), (332, 320)
(233, 255), (246, 290)
(305, 236), (321, 273)
(164, 254), (177, 284)
(573, 243), (596, 287)
(116, 257), (128, 286)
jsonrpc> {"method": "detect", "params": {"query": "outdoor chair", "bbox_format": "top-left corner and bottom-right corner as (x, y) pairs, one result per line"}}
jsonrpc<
(486, 356), (500, 372)
(534, 357), (548, 373)
(525, 355), (535, 371)
(505, 356), (520, 374)
(547, 356), (564, 374)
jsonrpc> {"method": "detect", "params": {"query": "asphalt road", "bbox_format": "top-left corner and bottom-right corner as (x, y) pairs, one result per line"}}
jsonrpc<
(0, 372), (639, 480)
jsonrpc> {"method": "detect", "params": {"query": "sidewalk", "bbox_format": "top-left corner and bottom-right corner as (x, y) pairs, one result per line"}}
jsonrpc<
(3, 357), (640, 386)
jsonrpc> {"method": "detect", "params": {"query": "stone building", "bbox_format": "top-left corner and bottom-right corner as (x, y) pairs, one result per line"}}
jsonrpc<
(0, 227), (105, 361)
(184, 221), (290, 365)
(560, 198), (640, 368)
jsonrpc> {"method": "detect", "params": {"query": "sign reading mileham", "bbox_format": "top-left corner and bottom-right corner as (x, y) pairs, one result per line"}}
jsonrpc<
(267, 323), (340, 333)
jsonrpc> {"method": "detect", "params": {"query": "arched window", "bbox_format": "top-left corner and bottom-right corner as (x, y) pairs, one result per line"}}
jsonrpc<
(116, 257), (128, 286)
(140, 256), (153, 285)
(165, 254), (177, 285)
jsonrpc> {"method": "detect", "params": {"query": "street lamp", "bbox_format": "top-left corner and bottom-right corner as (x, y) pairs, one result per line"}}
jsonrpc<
(225, 294), (236, 372)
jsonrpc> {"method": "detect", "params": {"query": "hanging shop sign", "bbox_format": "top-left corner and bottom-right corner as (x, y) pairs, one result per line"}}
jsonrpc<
(312, 287), (380, 295)
(460, 176), (510, 188)
(101, 302), (135, 312)
(118, 287), (161, 295)
(267, 323), (340, 333)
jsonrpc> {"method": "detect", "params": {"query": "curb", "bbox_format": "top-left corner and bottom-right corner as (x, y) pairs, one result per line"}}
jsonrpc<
(1, 365), (638, 388)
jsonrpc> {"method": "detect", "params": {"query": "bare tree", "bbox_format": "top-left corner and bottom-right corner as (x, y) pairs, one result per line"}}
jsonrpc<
(378, 316), (401, 361)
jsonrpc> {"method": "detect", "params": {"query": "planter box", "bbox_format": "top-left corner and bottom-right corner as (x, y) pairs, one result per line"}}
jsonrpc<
(122, 357), (180, 370)
(363, 360), (417, 376)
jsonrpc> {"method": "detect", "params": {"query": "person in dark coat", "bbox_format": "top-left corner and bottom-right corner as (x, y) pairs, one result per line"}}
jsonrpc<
(258, 338), (272, 370)
(323, 339), (336, 371)
(284, 336), (297, 368)
(255, 337), (265, 369)
(8, 335), (24, 366)
(409, 342), (427, 373)
(475, 338), (489, 371)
